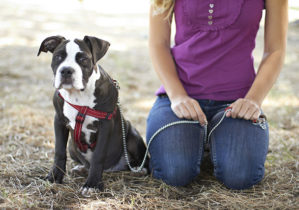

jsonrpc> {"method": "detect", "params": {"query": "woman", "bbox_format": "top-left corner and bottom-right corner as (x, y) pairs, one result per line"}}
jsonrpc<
(146, 0), (288, 189)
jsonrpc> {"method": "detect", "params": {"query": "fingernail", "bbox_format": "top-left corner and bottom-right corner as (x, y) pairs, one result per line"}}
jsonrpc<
(201, 120), (208, 126)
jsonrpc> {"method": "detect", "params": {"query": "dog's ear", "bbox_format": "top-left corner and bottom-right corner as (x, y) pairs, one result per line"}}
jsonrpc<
(37, 35), (66, 56)
(83, 36), (110, 64)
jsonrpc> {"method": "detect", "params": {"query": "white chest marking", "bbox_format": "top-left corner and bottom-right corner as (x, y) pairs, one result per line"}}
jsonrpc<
(59, 68), (101, 161)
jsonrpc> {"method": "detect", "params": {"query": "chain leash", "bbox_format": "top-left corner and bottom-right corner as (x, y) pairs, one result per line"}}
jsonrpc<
(118, 101), (233, 173)
(116, 94), (267, 173)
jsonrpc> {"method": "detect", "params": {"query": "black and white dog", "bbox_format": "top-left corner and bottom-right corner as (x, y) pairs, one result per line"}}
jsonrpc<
(38, 35), (148, 195)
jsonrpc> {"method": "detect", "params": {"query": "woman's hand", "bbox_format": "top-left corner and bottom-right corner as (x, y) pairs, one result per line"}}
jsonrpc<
(226, 98), (261, 121)
(170, 95), (207, 126)
(149, 5), (207, 125)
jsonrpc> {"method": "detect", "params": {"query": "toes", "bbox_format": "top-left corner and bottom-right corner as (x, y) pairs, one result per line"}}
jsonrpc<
(80, 187), (99, 197)
(80, 181), (104, 197)
(45, 175), (54, 183)
(46, 167), (65, 183)
(46, 173), (63, 183)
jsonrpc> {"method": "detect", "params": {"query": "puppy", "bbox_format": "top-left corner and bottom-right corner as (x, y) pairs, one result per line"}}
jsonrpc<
(38, 35), (148, 194)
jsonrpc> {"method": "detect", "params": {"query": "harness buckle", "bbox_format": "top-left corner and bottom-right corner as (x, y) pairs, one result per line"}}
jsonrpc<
(76, 112), (86, 124)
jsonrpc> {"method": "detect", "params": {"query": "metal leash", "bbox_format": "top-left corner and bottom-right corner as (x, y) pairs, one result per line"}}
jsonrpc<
(113, 81), (267, 173)
(119, 101), (236, 173)
(119, 100), (153, 173)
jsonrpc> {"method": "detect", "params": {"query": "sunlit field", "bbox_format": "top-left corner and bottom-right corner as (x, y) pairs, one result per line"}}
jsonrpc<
(0, 0), (298, 209)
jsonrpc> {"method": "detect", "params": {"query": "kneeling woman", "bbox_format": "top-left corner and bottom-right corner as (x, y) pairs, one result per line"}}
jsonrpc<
(146, 0), (287, 189)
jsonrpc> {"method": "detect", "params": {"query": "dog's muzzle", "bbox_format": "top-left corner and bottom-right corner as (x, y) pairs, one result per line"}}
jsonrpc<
(60, 67), (74, 84)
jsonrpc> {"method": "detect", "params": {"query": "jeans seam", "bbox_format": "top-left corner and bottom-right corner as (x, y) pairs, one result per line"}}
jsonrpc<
(210, 136), (219, 178)
(208, 107), (226, 180)
(195, 126), (205, 174)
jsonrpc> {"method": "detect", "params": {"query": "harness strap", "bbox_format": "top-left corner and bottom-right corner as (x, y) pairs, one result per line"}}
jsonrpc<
(58, 92), (117, 152)
(74, 106), (88, 152)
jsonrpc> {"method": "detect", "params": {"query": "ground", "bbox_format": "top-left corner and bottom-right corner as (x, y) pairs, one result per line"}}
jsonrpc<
(0, 0), (298, 209)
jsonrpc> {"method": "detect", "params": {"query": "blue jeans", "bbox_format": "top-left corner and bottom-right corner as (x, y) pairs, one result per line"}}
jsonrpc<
(146, 96), (269, 190)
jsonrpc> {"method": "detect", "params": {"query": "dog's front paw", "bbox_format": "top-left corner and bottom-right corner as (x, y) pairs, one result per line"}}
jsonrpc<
(46, 167), (65, 184)
(80, 181), (104, 197)
(80, 187), (99, 197)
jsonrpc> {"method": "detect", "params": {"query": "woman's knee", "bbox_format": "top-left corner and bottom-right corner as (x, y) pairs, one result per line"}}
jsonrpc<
(210, 116), (269, 190)
(152, 161), (197, 187)
(215, 162), (265, 190)
(146, 96), (205, 186)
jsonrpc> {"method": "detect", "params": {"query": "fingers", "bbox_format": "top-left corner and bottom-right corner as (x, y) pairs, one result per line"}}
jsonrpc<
(243, 106), (256, 120)
(178, 103), (191, 119)
(170, 96), (207, 126)
(230, 99), (243, 118)
(227, 98), (261, 121)
(171, 104), (183, 118)
(191, 100), (207, 125)
(243, 106), (260, 121)
(251, 109), (261, 121)
(172, 97), (261, 124)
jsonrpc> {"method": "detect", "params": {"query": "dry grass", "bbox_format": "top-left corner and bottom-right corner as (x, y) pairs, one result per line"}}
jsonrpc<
(0, 1), (298, 209)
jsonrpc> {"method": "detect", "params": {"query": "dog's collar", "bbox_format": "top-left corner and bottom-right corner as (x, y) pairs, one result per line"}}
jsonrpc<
(58, 92), (117, 152)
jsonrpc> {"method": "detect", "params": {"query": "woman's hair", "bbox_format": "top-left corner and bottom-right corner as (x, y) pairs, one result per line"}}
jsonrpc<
(151, 0), (174, 19)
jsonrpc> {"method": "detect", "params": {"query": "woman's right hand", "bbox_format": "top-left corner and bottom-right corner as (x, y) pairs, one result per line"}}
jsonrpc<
(170, 95), (207, 126)
(149, 6), (207, 126)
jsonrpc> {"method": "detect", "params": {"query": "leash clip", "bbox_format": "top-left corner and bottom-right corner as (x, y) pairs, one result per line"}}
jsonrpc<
(113, 79), (120, 90)
(252, 115), (267, 130)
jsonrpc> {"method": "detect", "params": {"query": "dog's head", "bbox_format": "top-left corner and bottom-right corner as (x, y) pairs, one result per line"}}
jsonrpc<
(37, 35), (110, 91)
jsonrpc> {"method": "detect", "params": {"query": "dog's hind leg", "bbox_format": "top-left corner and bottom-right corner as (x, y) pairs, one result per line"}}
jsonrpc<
(68, 140), (89, 177)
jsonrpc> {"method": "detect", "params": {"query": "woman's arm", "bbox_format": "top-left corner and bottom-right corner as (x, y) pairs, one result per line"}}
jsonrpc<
(149, 6), (207, 125)
(227, 0), (288, 120)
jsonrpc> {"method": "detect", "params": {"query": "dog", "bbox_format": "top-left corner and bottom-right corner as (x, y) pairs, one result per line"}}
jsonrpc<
(37, 35), (148, 195)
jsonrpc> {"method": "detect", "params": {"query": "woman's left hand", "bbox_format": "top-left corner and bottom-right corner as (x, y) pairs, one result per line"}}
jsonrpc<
(226, 98), (261, 121)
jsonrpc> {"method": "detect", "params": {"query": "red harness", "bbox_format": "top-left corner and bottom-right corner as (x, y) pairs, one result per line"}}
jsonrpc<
(58, 93), (117, 152)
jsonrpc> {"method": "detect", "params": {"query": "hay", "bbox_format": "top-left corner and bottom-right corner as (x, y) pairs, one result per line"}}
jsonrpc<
(0, 1), (298, 209)
(0, 134), (298, 209)
(0, 55), (298, 209)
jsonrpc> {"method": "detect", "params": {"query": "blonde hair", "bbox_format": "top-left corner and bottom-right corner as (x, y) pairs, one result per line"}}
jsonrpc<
(151, 0), (175, 19)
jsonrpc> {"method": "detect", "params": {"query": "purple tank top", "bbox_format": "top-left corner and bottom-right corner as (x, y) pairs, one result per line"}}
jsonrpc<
(156, 0), (265, 101)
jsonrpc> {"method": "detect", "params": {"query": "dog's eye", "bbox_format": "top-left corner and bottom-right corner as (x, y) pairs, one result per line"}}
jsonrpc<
(54, 55), (63, 61)
(79, 57), (89, 64)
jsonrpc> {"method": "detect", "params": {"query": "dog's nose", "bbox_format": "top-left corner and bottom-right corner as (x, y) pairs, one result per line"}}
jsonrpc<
(61, 67), (74, 78)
